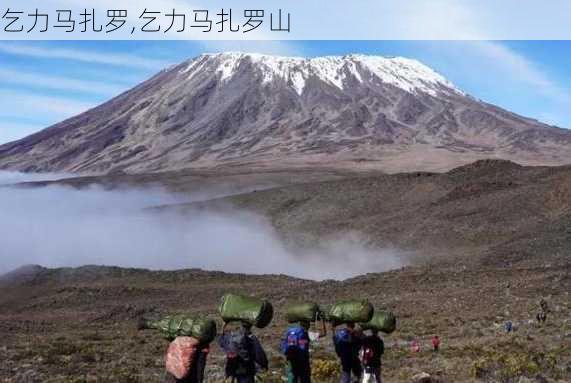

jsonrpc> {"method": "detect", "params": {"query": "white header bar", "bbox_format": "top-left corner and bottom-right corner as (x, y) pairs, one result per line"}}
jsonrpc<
(1, 0), (571, 40)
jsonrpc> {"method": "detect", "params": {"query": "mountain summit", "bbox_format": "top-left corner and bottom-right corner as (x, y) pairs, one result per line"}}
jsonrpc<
(1, 52), (570, 174)
(184, 53), (460, 96)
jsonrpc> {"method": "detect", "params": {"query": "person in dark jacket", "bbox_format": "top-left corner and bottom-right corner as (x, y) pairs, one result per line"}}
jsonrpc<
(360, 329), (384, 383)
(281, 319), (327, 383)
(536, 310), (547, 325)
(333, 322), (363, 383)
(282, 321), (312, 383)
(504, 321), (513, 334)
(218, 322), (268, 383)
(190, 346), (209, 383)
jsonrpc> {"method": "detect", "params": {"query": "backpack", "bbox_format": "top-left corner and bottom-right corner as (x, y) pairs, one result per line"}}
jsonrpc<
(282, 327), (309, 360)
(225, 331), (255, 376)
(360, 344), (376, 367)
(334, 328), (352, 344)
(165, 336), (199, 379)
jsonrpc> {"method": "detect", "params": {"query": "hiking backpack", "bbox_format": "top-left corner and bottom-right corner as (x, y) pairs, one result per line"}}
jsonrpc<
(165, 336), (199, 379)
(360, 344), (376, 367)
(282, 327), (309, 360)
(225, 331), (255, 376)
(334, 328), (352, 344)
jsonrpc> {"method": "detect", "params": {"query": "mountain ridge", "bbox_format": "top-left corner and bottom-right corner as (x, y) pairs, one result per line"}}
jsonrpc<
(1, 52), (570, 174)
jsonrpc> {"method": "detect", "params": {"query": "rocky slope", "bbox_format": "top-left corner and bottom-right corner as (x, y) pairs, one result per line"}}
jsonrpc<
(1, 53), (570, 174)
(1, 263), (569, 382)
(167, 160), (571, 268)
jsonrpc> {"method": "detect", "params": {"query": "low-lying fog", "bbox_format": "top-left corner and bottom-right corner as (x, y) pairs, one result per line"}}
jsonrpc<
(0, 171), (407, 280)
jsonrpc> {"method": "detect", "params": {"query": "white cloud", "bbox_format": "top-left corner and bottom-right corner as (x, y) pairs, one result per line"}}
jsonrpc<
(470, 41), (571, 103)
(413, 40), (571, 128)
(0, 42), (169, 70)
(0, 180), (406, 280)
(0, 171), (71, 185)
(0, 91), (94, 117)
(0, 91), (94, 143)
(0, 122), (45, 144)
(0, 68), (125, 96)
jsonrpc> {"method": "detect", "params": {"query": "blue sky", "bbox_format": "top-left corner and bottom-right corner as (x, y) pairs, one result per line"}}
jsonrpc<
(0, 40), (570, 144)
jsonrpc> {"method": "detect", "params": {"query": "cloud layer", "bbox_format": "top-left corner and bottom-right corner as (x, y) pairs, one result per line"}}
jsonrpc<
(0, 172), (406, 280)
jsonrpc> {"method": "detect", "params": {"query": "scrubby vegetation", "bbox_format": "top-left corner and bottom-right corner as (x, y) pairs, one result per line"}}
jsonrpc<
(1, 262), (569, 382)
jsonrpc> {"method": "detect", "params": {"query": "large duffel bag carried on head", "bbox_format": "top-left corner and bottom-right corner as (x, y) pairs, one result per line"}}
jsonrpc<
(218, 294), (273, 328)
(285, 302), (320, 323)
(360, 311), (397, 334)
(165, 336), (200, 380)
(144, 315), (217, 344)
(329, 300), (374, 324)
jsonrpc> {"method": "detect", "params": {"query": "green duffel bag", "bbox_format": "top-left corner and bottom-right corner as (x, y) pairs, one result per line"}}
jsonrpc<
(329, 300), (374, 324)
(285, 302), (321, 323)
(360, 311), (397, 334)
(143, 315), (217, 344)
(218, 294), (273, 329)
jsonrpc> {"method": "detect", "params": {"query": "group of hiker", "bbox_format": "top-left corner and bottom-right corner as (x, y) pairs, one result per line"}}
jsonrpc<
(504, 298), (551, 335)
(282, 319), (387, 383)
(139, 294), (554, 382)
(140, 294), (397, 383)
(166, 317), (386, 383)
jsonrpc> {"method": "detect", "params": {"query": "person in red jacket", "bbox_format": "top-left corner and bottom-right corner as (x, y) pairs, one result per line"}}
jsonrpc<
(410, 339), (421, 353)
(431, 336), (440, 352)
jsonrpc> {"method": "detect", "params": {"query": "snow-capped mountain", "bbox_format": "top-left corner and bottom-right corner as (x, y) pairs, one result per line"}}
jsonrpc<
(1, 52), (570, 174)
(184, 53), (460, 96)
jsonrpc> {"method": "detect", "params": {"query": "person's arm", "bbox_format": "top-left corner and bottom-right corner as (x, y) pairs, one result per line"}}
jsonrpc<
(353, 328), (363, 348)
(280, 331), (288, 354)
(330, 321), (337, 333)
(218, 330), (229, 351)
(333, 330), (342, 357)
(252, 336), (268, 371)
(318, 319), (327, 338)
(379, 338), (384, 356)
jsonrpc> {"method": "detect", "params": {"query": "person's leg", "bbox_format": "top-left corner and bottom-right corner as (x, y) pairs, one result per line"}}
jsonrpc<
(373, 367), (382, 383)
(162, 372), (177, 383)
(236, 376), (255, 383)
(352, 359), (362, 382)
(300, 364), (311, 383)
(286, 363), (296, 383)
(339, 357), (352, 383)
(200, 355), (208, 383)
(340, 370), (351, 383)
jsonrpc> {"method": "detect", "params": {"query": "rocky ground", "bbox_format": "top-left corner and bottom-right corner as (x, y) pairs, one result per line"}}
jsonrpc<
(0, 261), (569, 383)
(1, 160), (570, 382)
(168, 160), (571, 270)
